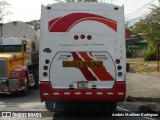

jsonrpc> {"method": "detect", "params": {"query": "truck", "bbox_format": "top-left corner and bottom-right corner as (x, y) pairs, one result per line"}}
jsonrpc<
(39, 2), (126, 112)
(0, 21), (39, 95)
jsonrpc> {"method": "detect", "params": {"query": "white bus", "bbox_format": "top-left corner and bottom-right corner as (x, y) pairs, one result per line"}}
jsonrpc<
(39, 2), (126, 112)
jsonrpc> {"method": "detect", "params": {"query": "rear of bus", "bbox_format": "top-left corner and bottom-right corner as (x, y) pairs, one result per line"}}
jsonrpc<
(39, 2), (126, 111)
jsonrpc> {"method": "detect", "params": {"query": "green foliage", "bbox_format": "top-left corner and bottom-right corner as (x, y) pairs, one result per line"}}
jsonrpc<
(131, 5), (160, 59)
(132, 21), (147, 36)
(148, 4), (160, 23)
(128, 45), (140, 52)
(146, 22), (160, 44)
(127, 46), (143, 58)
(26, 20), (40, 30)
(144, 50), (157, 61)
(126, 49), (132, 58)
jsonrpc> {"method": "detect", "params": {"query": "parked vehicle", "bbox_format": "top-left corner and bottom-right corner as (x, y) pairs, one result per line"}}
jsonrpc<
(0, 21), (39, 95)
(39, 2), (126, 111)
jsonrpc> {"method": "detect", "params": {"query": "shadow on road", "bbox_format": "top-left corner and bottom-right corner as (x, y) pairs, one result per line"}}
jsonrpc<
(52, 111), (118, 120)
(52, 110), (152, 120)
(0, 89), (40, 103)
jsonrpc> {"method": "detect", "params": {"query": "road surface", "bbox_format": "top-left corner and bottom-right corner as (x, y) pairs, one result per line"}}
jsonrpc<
(0, 89), (159, 120)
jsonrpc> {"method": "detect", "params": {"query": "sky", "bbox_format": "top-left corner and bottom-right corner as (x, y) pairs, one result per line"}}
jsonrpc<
(2, 0), (160, 23)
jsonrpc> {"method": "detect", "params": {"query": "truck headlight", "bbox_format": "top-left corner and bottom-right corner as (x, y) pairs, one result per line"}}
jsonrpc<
(10, 71), (20, 77)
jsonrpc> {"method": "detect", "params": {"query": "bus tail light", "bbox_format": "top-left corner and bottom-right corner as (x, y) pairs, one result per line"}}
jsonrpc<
(74, 35), (79, 40)
(115, 59), (120, 64)
(80, 34), (85, 39)
(87, 35), (92, 40)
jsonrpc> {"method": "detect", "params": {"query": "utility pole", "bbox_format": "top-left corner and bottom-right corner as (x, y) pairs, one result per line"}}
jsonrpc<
(157, 0), (160, 71)
(158, 43), (160, 71)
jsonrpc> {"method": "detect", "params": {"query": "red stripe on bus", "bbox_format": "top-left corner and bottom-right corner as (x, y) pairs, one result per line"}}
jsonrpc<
(79, 52), (114, 81)
(48, 17), (61, 31)
(49, 13), (117, 32)
(71, 52), (97, 81)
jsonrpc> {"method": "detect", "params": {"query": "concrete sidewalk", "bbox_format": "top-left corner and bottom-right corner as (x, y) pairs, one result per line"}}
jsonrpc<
(126, 72), (160, 98)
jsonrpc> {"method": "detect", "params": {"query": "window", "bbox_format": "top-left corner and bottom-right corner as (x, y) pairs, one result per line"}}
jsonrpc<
(0, 45), (22, 52)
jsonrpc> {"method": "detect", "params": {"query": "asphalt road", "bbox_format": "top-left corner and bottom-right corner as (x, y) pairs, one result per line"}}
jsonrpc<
(0, 89), (159, 120)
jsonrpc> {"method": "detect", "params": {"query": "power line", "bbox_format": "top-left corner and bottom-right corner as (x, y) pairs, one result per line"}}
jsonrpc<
(126, 0), (155, 17)
(126, 12), (150, 25)
(126, 0), (155, 16)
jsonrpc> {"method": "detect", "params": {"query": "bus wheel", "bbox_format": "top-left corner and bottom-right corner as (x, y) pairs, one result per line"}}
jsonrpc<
(109, 102), (117, 111)
(45, 101), (54, 112)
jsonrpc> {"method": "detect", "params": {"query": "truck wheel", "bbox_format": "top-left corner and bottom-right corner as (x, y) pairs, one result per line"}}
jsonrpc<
(45, 101), (54, 112)
(21, 77), (29, 96)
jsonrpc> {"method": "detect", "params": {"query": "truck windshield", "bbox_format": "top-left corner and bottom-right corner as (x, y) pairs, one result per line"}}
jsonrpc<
(0, 45), (22, 52)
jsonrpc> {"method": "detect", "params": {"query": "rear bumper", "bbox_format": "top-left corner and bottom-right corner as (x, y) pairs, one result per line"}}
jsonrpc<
(39, 81), (126, 102)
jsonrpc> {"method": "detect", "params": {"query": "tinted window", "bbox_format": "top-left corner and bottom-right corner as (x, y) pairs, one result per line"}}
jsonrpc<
(0, 45), (22, 52)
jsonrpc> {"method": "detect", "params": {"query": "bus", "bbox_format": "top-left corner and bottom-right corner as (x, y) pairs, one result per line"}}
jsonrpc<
(39, 2), (126, 112)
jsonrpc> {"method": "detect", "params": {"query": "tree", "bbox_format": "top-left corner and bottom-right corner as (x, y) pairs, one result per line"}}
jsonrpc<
(0, 1), (11, 21)
(147, 4), (160, 23)
(26, 20), (40, 30)
(132, 4), (160, 61)
(55, 0), (97, 3)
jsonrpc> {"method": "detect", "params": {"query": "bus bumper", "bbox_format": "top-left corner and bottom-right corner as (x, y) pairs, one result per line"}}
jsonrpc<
(39, 81), (126, 102)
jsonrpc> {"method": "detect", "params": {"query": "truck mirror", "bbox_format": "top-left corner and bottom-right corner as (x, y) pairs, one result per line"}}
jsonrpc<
(23, 44), (26, 52)
(32, 42), (36, 52)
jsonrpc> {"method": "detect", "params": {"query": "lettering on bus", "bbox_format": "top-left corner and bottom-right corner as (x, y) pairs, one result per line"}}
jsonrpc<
(63, 61), (103, 68)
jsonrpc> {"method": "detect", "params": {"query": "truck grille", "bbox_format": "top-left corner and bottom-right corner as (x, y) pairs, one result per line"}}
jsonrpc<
(0, 59), (7, 78)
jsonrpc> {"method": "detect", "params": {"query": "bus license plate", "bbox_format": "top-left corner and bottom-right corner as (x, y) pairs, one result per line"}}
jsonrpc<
(77, 81), (88, 89)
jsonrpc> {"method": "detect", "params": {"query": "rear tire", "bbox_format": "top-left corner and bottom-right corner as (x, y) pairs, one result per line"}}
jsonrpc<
(45, 101), (54, 112)
(109, 102), (117, 111)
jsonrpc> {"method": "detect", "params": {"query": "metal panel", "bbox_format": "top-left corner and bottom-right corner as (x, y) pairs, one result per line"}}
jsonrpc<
(50, 52), (116, 89)
(8, 79), (19, 90)
(0, 59), (7, 79)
